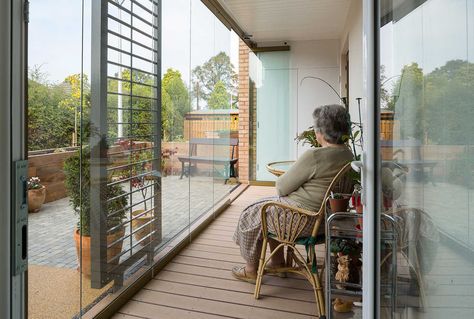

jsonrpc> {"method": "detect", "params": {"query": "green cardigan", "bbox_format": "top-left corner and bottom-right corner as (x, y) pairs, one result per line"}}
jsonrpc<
(276, 147), (354, 211)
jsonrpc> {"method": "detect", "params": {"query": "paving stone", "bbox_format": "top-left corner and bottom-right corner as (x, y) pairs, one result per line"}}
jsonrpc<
(28, 175), (234, 270)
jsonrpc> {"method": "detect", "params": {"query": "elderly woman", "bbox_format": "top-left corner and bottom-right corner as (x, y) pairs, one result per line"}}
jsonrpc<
(232, 104), (354, 283)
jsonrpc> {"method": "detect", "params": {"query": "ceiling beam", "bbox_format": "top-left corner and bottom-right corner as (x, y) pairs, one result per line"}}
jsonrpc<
(200, 0), (291, 52)
(201, 0), (256, 48)
(251, 46), (291, 53)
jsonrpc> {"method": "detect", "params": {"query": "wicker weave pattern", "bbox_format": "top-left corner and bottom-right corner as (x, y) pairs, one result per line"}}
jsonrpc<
(254, 162), (353, 319)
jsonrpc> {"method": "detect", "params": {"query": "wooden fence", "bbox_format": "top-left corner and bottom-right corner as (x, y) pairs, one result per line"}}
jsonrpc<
(184, 113), (239, 139)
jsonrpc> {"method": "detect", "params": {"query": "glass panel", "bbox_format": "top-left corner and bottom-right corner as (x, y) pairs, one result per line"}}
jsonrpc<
(255, 52), (296, 181)
(27, 0), (238, 317)
(189, 1), (215, 222)
(80, 0), (160, 314)
(161, 0), (191, 243)
(378, 0), (474, 317)
(211, 17), (238, 211)
(27, 1), (84, 317)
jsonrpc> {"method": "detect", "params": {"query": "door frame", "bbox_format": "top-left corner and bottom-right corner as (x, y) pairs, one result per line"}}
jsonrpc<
(362, 0), (380, 318)
(0, 0), (12, 316)
(1, 0), (28, 318)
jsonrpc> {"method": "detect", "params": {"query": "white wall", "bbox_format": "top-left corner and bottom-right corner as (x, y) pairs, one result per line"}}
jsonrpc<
(340, 0), (364, 154)
(289, 40), (342, 157)
(340, 0), (364, 121)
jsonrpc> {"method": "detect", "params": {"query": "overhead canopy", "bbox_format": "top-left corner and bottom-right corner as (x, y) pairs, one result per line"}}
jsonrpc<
(381, 0), (428, 26)
(203, 0), (353, 49)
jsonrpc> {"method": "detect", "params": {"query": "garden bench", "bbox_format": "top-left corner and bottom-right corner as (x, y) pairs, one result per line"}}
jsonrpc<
(178, 138), (238, 183)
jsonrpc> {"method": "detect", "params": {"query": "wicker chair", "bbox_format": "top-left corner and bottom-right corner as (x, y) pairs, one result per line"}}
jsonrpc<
(254, 162), (353, 319)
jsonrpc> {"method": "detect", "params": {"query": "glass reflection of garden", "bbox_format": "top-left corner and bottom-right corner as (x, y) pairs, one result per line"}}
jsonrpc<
(381, 59), (474, 244)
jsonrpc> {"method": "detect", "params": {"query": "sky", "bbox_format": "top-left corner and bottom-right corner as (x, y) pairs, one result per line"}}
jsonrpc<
(380, 0), (473, 87)
(28, 0), (239, 84)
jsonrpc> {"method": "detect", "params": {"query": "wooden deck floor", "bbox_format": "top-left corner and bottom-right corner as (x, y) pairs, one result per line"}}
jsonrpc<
(113, 186), (350, 319)
(111, 185), (474, 319)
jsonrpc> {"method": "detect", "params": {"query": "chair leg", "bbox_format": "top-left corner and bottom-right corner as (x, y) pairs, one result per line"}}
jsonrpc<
(293, 247), (326, 317)
(314, 273), (326, 318)
(408, 251), (426, 311)
(254, 238), (268, 299)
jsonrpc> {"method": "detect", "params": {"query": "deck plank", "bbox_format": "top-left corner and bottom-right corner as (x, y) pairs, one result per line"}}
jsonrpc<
(130, 289), (315, 319)
(113, 186), (323, 319)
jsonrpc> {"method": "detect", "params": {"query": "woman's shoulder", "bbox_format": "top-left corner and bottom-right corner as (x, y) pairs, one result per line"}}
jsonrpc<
(300, 148), (319, 161)
(312, 146), (352, 155)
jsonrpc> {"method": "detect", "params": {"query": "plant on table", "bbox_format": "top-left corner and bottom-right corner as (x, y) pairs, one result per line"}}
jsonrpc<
(295, 127), (321, 148)
(328, 192), (350, 213)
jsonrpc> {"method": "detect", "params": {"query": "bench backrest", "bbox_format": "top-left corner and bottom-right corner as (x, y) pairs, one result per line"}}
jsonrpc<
(189, 138), (238, 158)
(189, 138), (238, 146)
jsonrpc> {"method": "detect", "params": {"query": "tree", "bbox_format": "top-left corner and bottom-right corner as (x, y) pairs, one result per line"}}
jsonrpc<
(208, 81), (230, 110)
(424, 60), (474, 145)
(28, 67), (84, 151)
(380, 65), (394, 109)
(390, 63), (424, 140)
(162, 68), (189, 141)
(192, 52), (237, 109)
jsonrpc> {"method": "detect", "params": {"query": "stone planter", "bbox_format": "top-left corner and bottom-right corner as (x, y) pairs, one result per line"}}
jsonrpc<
(28, 186), (46, 213)
(74, 227), (125, 278)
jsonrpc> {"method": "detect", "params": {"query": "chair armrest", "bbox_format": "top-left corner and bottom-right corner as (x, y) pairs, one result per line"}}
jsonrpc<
(260, 201), (319, 244)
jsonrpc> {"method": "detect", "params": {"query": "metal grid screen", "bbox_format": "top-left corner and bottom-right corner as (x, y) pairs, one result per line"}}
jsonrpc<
(90, 0), (161, 289)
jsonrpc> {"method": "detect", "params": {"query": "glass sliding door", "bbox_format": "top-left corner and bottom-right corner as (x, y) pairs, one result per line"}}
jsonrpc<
(160, 0), (191, 245)
(255, 52), (297, 181)
(27, 0), (86, 317)
(377, 0), (474, 317)
(25, 0), (238, 317)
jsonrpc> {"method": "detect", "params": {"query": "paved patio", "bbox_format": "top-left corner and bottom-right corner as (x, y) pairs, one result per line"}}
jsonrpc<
(28, 175), (235, 269)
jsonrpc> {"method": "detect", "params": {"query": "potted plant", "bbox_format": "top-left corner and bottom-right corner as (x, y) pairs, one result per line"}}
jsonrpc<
(295, 126), (321, 148)
(27, 177), (46, 213)
(64, 146), (128, 277)
(329, 192), (350, 213)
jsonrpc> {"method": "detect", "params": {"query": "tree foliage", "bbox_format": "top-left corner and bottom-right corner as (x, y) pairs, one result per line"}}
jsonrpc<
(390, 63), (425, 140)
(208, 81), (230, 110)
(28, 67), (90, 151)
(192, 52), (237, 109)
(424, 60), (474, 145)
(162, 68), (189, 141)
(389, 59), (474, 145)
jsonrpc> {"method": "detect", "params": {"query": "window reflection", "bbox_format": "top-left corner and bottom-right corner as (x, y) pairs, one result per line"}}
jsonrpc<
(380, 0), (474, 317)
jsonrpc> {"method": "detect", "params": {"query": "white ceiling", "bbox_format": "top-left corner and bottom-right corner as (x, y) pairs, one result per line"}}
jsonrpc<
(218, 0), (353, 44)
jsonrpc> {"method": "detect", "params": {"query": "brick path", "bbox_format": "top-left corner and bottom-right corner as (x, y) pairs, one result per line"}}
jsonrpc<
(28, 176), (236, 269)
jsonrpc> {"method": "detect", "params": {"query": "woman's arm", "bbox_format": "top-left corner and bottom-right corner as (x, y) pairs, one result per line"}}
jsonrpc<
(276, 150), (317, 196)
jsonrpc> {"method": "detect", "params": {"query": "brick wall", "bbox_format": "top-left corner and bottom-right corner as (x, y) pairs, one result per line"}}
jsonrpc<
(238, 40), (250, 183)
(250, 79), (257, 180)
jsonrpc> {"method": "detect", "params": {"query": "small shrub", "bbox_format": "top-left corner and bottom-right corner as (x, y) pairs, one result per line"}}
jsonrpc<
(64, 146), (128, 236)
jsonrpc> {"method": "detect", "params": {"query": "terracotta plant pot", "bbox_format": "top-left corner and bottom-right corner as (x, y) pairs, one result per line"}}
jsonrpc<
(329, 197), (350, 213)
(73, 227), (125, 278)
(131, 209), (154, 246)
(28, 186), (46, 213)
